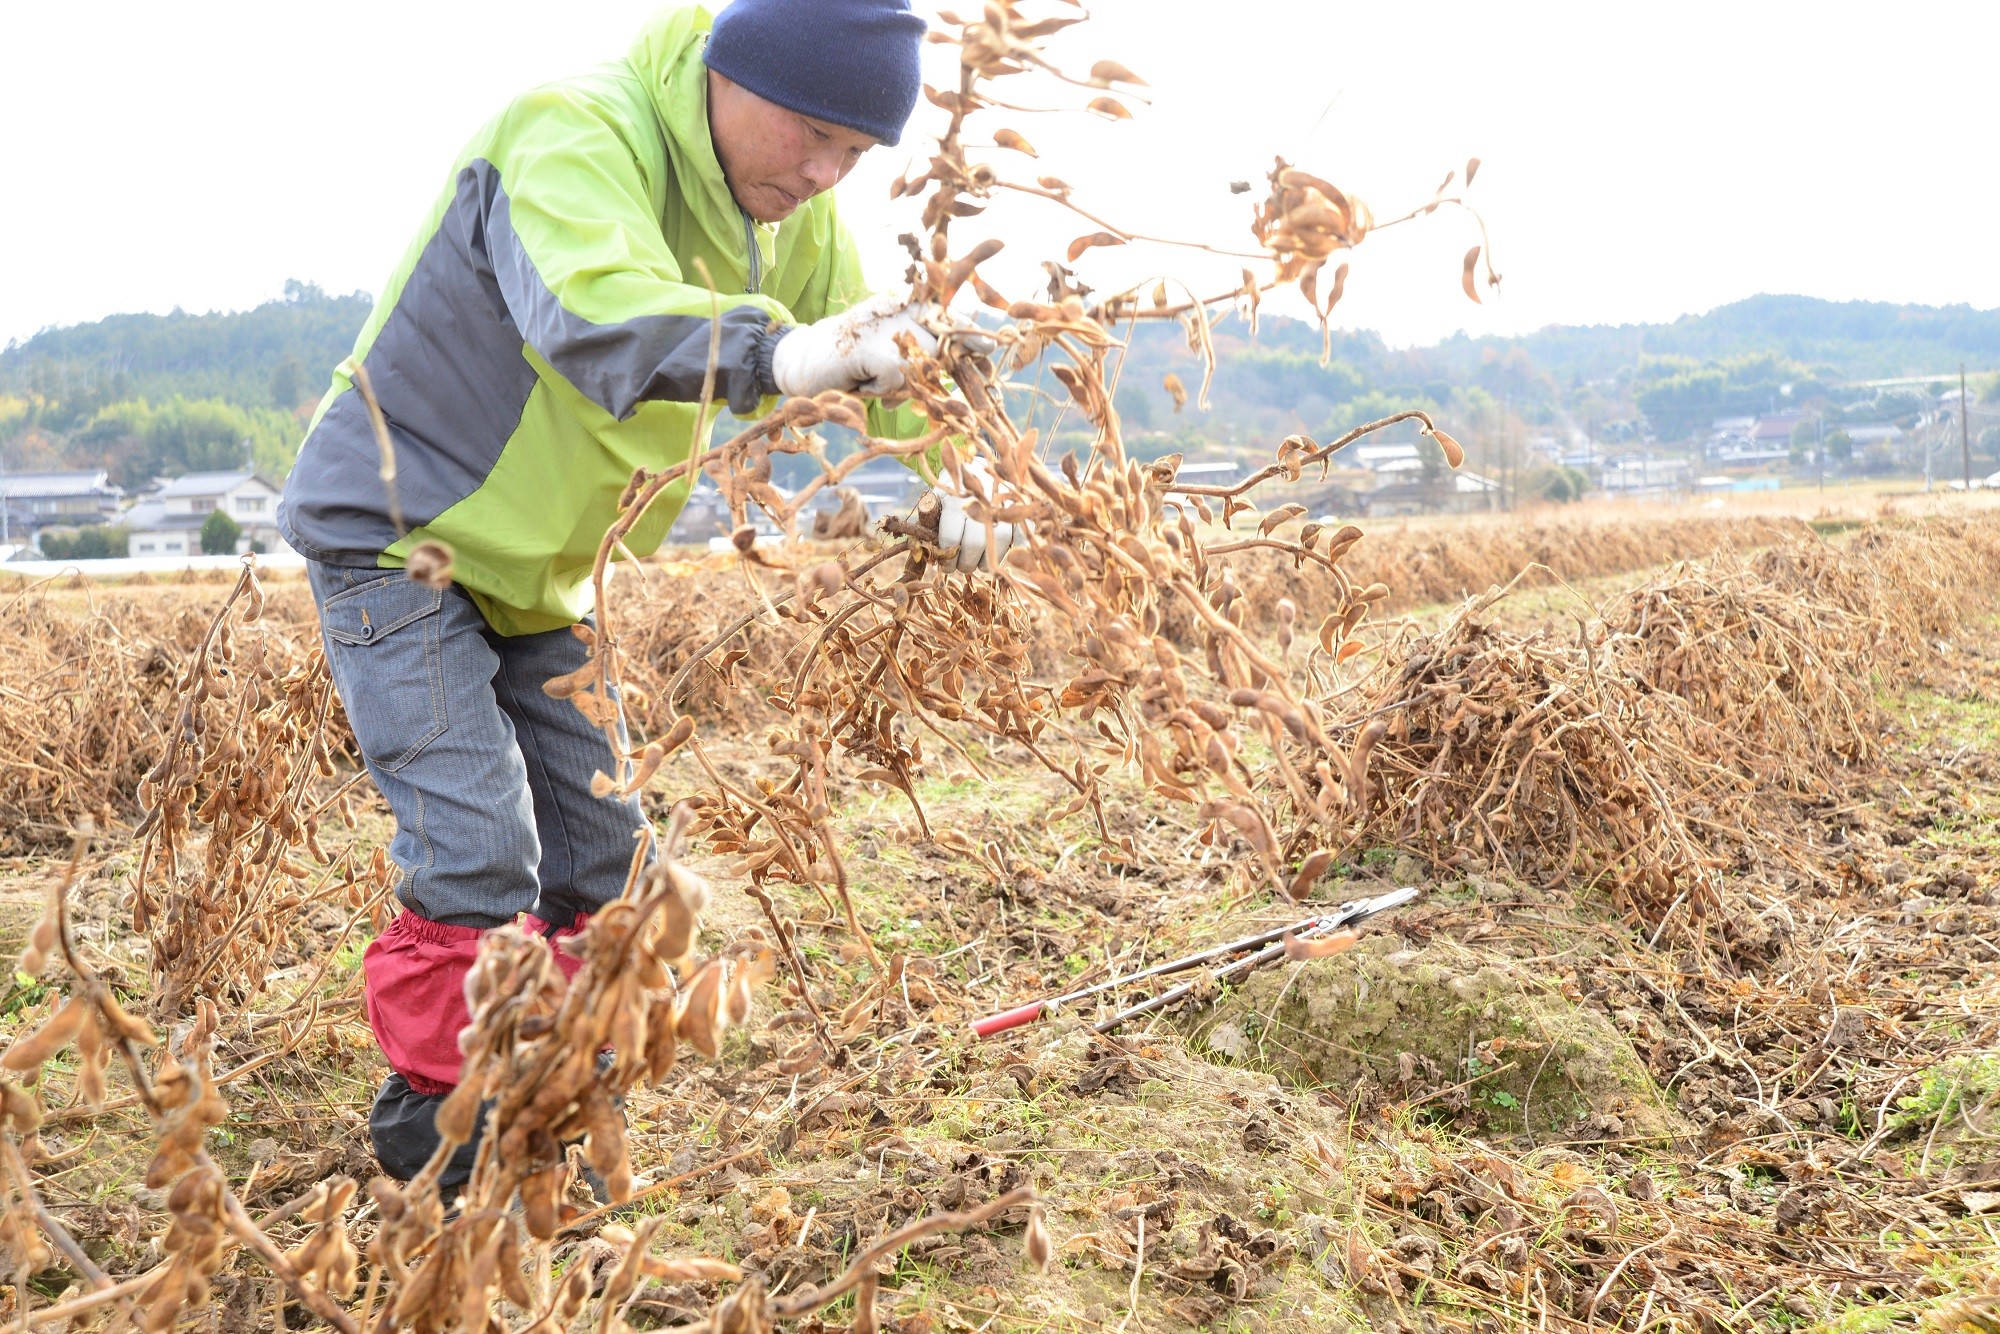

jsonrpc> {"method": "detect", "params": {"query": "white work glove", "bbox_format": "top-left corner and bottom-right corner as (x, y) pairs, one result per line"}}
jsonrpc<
(770, 295), (936, 399)
(932, 456), (1022, 573)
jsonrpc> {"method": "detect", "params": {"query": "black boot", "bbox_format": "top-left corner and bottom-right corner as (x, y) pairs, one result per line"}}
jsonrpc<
(369, 1074), (483, 1189)
(370, 1061), (620, 1200)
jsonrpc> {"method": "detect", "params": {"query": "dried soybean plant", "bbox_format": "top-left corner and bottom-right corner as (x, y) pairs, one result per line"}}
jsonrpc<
(0, 833), (362, 1334)
(566, 1), (1493, 972)
(1337, 586), (1733, 927)
(1236, 511), (1808, 622)
(0, 575), (321, 852)
(132, 557), (388, 1015)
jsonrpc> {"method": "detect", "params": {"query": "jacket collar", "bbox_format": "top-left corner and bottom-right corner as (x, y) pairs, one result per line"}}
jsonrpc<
(629, 5), (775, 290)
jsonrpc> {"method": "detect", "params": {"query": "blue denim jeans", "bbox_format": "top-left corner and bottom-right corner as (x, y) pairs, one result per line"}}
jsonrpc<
(307, 561), (644, 930)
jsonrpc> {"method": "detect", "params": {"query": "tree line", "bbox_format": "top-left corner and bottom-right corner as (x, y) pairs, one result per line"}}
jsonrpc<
(0, 281), (367, 487)
(4, 284), (1997, 500)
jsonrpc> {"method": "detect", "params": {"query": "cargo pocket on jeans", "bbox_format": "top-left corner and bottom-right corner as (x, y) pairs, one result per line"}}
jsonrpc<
(321, 572), (447, 772)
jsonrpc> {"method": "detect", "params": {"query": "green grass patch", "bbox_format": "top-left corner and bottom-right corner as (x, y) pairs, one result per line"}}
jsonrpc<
(1884, 685), (2000, 751)
(1886, 1053), (2000, 1136)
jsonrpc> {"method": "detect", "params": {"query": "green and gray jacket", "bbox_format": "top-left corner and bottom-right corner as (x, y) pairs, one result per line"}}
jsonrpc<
(279, 4), (923, 635)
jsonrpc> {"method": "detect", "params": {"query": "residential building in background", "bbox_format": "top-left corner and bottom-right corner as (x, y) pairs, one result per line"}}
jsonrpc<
(1843, 423), (1906, 470)
(124, 471), (290, 557)
(1751, 411), (1802, 450)
(1600, 453), (1692, 497)
(1351, 442), (1422, 475)
(0, 469), (124, 546)
(832, 462), (928, 518)
(1364, 470), (1502, 516)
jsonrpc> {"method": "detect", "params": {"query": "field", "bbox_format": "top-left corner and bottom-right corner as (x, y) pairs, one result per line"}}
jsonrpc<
(2, 489), (1998, 1333)
(4, 4), (2000, 1331)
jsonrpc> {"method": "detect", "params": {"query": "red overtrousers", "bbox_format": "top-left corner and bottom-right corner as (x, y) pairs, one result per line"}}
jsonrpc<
(363, 911), (591, 1095)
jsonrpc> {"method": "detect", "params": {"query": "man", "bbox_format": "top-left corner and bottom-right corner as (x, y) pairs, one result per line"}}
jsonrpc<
(278, 0), (1014, 1184)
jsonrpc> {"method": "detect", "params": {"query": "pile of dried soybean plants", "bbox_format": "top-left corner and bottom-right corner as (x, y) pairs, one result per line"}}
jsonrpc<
(0, 511), (1786, 852)
(1349, 517), (2000, 947)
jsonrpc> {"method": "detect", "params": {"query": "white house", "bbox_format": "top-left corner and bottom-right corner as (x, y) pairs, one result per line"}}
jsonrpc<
(1709, 437), (1790, 466)
(1601, 454), (1692, 496)
(125, 471), (292, 558)
(1695, 415), (1763, 462)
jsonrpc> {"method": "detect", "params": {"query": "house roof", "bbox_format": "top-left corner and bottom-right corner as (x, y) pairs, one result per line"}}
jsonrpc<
(1372, 457), (1424, 475)
(1353, 443), (1420, 463)
(123, 500), (203, 533)
(1, 469), (119, 500)
(153, 470), (280, 499)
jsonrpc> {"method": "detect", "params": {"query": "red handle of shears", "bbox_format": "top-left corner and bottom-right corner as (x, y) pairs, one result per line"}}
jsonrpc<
(971, 1001), (1045, 1038)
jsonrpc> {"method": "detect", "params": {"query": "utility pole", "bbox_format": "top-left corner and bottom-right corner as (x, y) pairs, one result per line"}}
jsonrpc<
(1506, 411), (1517, 511)
(1923, 388), (1934, 493)
(1963, 363), (1974, 491)
(1816, 414), (1824, 495)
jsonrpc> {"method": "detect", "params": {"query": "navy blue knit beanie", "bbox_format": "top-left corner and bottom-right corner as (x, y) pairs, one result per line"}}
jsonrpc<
(704, 0), (927, 146)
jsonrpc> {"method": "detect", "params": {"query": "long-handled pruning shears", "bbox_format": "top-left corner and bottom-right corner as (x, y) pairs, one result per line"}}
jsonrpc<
(970, 887), (1420, 1039)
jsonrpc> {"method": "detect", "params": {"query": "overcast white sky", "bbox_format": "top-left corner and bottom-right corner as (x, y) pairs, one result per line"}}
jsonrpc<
(2, 2), (1995, 350)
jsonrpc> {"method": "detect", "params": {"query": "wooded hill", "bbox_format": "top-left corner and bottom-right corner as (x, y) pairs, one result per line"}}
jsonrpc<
(1105, 294), (2000, 455)
(4, 285), (1997, 489)
(0, 282), (369, 487)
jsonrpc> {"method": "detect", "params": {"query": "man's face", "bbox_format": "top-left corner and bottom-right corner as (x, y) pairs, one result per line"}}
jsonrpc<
(707, 70), (881, 224)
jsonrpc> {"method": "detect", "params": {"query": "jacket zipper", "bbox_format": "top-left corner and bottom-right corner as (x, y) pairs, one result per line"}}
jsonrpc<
(741, 210), (762, 294)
